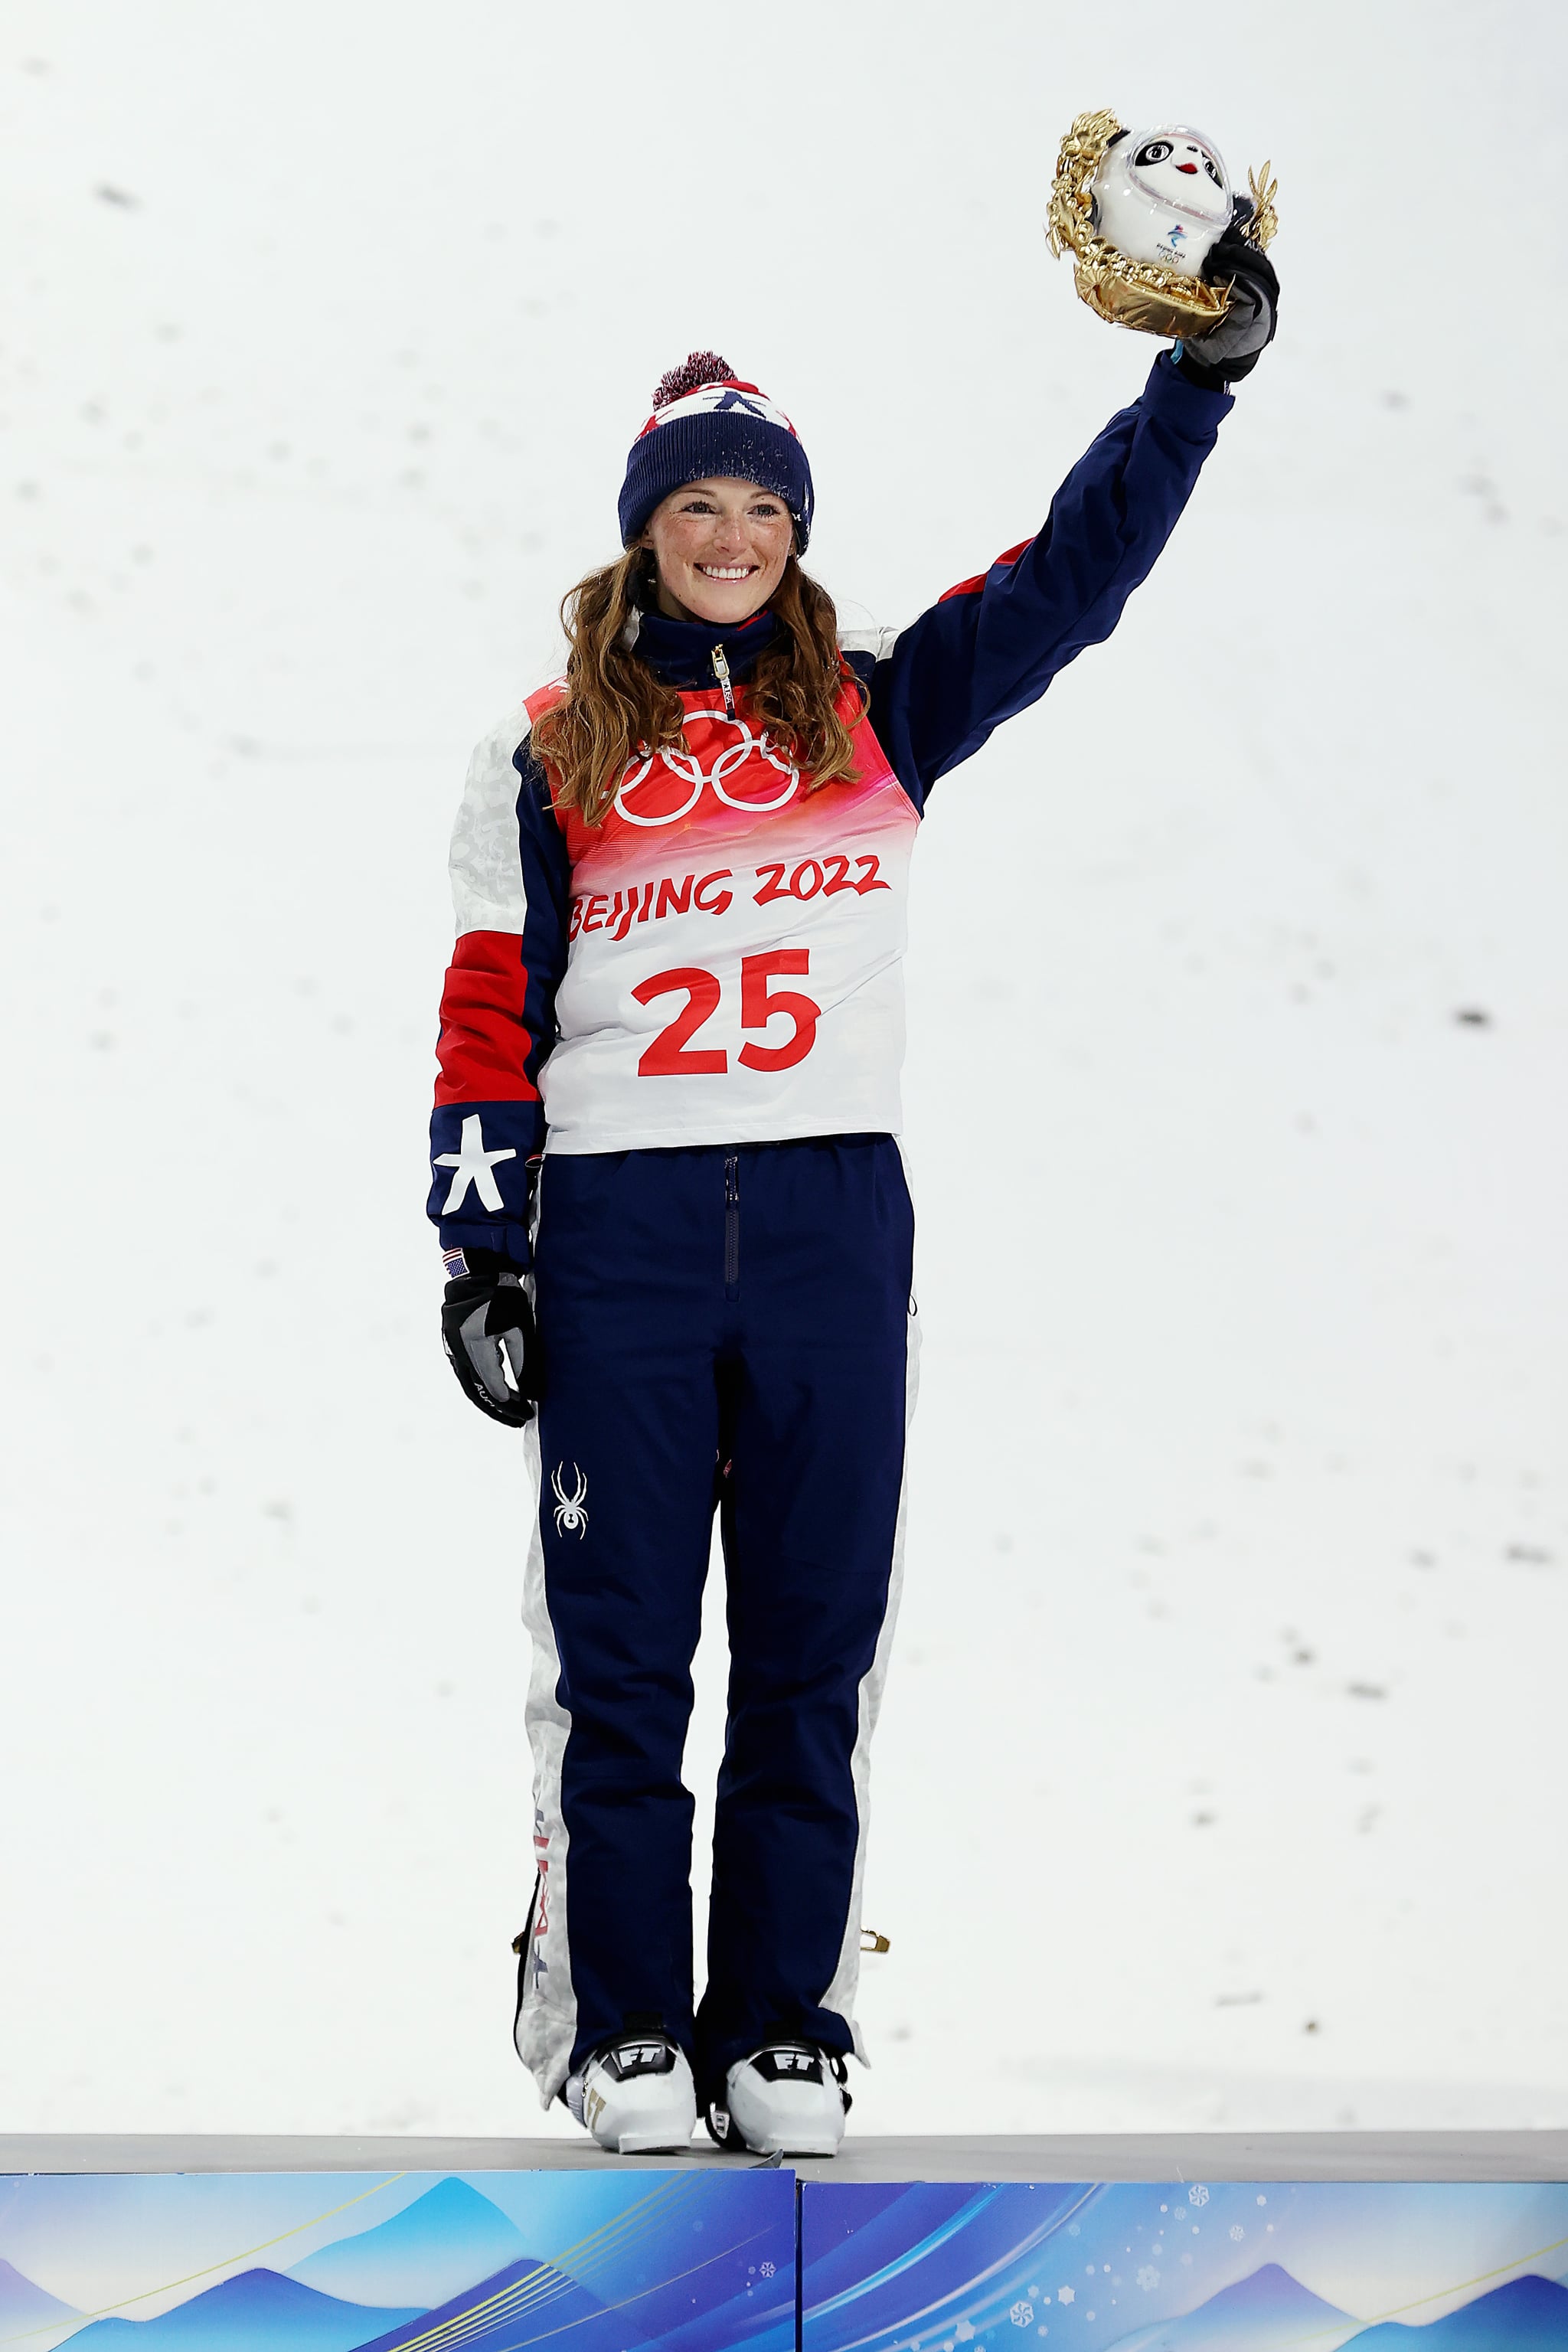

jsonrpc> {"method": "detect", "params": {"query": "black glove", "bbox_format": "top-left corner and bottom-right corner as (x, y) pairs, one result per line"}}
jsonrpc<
(1177, 203), (1279, 388)
(441, 1250), (537, 1427)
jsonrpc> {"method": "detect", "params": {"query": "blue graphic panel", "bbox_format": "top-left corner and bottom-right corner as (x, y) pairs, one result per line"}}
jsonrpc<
(800, 2178), (1568, 2350)
(0, 2167), (795, 2352)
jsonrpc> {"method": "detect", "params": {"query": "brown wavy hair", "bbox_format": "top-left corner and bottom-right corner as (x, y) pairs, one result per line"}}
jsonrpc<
(531, 550), (864, 825)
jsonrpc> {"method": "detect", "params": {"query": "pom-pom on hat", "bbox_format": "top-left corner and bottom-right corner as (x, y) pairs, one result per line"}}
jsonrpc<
(618, 351), (814, 552)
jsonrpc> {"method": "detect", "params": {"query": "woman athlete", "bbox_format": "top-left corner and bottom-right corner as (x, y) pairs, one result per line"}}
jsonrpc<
(427, 249), (1277, 2158)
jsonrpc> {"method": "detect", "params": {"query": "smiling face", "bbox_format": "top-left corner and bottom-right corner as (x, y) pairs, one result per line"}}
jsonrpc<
(1127, 131), (1231, 224)
(642, 477), (795, 626)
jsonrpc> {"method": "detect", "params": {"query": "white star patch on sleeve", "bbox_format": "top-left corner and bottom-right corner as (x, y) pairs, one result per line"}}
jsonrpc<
(434, 1113), (517, 1214)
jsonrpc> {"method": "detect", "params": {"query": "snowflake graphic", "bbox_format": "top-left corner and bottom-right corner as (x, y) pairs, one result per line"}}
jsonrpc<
(1230, 2223), (1245, 2241)
(759, 2261), (776, 2277)
(1188, 2184), (1210, 2207)
(1057, 2285), (1075, 2305)
(1137, 2265), (1161, 2291)
(1010, 2301), (1034, 2327)
(956, 2325), (975, 2342)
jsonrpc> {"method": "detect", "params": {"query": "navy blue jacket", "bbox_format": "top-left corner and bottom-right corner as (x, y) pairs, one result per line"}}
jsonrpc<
(430, 350), (1232, 1263)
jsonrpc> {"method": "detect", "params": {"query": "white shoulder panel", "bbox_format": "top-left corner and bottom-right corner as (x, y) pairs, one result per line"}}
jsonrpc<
(837, 623), (901, 663)
(449, 701), (531, 936)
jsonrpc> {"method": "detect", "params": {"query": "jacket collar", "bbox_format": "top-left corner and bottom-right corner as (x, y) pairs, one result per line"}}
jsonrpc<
(631, 602), (780, 690)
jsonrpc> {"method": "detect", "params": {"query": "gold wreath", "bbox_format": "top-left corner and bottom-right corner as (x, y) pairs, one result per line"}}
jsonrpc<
(1046, 107), (1279, 340)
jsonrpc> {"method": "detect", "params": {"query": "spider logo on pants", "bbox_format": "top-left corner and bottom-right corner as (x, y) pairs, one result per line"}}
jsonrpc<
(551, 1463), (589, 1537)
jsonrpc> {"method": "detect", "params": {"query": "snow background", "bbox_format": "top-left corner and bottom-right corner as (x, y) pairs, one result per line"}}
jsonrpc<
(1, 0), (1564, 2140)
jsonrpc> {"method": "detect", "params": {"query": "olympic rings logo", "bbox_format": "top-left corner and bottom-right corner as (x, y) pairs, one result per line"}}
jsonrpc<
(613, 714), (801, 828)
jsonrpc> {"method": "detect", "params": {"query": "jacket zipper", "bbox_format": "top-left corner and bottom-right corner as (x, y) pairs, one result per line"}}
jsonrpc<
(711, 642), (736, 718)
(724, 1152), (740, 1299)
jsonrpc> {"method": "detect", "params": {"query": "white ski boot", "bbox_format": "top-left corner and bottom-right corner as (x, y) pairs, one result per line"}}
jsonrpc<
(565, 2033), (697, 2154)
(708, 2040), (850, 2157)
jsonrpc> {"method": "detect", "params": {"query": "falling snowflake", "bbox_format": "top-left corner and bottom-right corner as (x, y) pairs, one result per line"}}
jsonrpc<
(1230, 2224), (1245, 2241)
(1057, 2285), (1075, 2305)
(759, 2262), (776, 2278)
(956, 2326), (975, 2343)
(1188, 2184), (1210, 2207)
(1010, 2301), (1034, 2327)
(1137, 2266), (1161, 2292)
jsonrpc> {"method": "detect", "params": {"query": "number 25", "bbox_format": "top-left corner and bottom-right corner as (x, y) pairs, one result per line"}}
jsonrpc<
(633, 952), (820, 1076)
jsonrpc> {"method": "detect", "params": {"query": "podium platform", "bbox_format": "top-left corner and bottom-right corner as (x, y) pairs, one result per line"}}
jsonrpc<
(4, 2133), (1566, 2349)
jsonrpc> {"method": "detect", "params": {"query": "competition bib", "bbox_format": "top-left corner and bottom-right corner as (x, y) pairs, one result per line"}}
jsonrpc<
(528, 674), (918, 1155)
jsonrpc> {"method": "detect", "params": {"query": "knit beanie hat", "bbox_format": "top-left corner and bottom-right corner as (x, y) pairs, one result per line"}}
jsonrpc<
(618, 351), (814, 552)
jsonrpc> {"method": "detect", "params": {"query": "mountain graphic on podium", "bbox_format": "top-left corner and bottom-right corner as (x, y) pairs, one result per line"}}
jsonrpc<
(348, 2253), (609, 2352)
(0, 2256), (80, 2334)
(1107, 2261), (1359, 2350)
(288, 2177), (530, 2311)
(1345, 2271), (1568, 2346)
(57, 2268), (423, 2350)
(1106, 2263), (1568, 2352)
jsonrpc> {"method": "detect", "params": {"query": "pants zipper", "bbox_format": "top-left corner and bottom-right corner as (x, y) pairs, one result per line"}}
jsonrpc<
(724, 1152), (740, 1300)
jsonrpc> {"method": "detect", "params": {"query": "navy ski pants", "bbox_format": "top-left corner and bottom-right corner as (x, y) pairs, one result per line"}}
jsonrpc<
(516, 1133), (916, 2104)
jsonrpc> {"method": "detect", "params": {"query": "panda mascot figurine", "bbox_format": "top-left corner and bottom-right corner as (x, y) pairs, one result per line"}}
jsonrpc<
(1090, 126), (1234, 274)
(1047, 107), (1279, 377)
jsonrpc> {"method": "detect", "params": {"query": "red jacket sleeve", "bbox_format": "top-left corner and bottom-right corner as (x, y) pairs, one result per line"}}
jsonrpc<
(427, 707), (570, 1269)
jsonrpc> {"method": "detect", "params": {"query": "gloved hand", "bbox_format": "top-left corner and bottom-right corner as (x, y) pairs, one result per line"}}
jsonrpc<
(441, 1250), (537, 1427)
(1177, 205), (1280, 387)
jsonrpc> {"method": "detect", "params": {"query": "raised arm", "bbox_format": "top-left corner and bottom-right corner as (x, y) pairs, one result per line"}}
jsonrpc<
(427, 717), (569, 1272)
(866, 349), (1233, 804)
